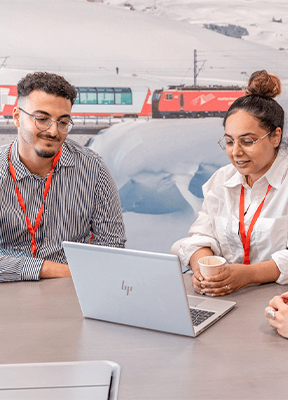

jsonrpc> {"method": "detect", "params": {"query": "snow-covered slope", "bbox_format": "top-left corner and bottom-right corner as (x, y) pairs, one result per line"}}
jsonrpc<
(90, 119), (228, 252)
(105, 0), (288, 51)
(0, 0), (288, 90)
(1, 0), (287, 254)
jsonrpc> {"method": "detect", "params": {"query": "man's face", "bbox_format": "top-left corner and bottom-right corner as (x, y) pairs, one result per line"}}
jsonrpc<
(13, 90), (72, 159)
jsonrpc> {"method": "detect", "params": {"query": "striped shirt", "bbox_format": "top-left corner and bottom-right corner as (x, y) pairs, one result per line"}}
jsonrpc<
(0, 138), (126, 281)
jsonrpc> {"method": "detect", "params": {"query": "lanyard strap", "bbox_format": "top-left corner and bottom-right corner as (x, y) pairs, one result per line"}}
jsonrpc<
(239, 184), (272, 265)
(8, 142), (62, 258)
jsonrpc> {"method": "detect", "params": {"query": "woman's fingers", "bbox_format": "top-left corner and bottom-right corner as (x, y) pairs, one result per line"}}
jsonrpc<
(199, 284), (232, 297)
(191, 273), (203, 293)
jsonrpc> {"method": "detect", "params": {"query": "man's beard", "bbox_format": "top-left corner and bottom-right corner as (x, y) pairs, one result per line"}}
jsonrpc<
(35, 133), (61, 158)
(35, 149), (57, 159)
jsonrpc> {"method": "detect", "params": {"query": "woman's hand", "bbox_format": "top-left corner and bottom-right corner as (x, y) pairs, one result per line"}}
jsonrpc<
(190, 249), (279, 297)
(265, 292), (288, 338)
(192, 263), (252, 297)
(191, 268), (205, 294)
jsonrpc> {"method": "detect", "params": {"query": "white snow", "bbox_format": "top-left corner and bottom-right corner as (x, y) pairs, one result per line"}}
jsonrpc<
(0, 0), (287, 253)
(1, 0), (288, 90)
(105, 0), (288, 51)
(89, 119), (229, 252)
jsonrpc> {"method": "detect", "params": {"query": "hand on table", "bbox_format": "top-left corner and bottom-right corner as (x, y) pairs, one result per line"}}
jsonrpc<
(192, 263), (250, 297)
(265, 292), (288, 338)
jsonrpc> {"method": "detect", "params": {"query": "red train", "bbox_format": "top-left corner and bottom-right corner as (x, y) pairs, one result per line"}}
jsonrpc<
(0, 84), (244, 119)
(152, 85), (245, 118)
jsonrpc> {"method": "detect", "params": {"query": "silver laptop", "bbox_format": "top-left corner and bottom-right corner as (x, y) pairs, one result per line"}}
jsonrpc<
(63, 242), (235, 337)
(0, 360), (120, 400)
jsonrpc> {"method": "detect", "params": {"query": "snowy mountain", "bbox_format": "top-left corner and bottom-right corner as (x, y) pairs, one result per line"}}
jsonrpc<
(1, 0), (288, 90)
(1, 0), (287, 253)
(105, 0), (288, 51)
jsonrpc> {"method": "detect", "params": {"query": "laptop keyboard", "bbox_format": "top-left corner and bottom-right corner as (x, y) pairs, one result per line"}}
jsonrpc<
(190, 308), (215, 326)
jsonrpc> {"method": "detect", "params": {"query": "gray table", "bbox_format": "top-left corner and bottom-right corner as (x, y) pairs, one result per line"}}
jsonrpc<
(0, 277), (287, 400)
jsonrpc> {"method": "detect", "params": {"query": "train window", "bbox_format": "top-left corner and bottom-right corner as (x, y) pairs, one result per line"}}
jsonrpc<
(80, 92), (97, 104)
(114, 88), (132, 105)
(74, 87), (132, 105)
(152, 93), (161, 100)
(97, 87), (114, 92)
(98, 93), (114, 105)
(166, 94), (173, 100)
(74, 92), (80, 105)
(97, 87), (115, 105)
(76, 87), (97, 104)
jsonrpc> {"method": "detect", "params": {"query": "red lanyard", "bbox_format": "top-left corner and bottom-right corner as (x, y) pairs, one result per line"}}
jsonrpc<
(8, 142), (62, 258)
(239, 184), (272, 265)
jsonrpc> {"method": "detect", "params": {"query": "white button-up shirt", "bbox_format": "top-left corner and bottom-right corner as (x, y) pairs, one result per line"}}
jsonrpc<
(179, 148), (288, 284)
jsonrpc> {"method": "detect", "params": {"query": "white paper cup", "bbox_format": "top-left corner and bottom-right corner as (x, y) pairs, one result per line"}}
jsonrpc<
(198, 256), (226, 279)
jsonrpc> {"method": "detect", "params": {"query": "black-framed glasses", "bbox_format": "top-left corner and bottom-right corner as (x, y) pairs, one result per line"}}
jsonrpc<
(19, 108), (74, 134)
(218, 131), (271, 153)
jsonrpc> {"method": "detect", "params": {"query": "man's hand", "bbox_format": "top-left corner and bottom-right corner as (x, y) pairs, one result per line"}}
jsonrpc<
(39, 260), (71, 279)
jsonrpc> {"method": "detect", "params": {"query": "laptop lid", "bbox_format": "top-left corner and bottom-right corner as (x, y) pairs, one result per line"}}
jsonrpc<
(63, 242), (235, 337)
(0, 360), (120, 400)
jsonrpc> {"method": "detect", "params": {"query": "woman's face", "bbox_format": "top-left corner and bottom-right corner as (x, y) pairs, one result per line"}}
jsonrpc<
(224, 110), (282, 186)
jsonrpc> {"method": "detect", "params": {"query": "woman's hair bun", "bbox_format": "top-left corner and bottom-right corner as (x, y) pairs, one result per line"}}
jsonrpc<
(245, 70), (281, 98)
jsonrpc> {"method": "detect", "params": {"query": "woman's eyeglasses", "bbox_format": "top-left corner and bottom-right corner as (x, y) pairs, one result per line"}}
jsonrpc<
(218, 131), (271, 152)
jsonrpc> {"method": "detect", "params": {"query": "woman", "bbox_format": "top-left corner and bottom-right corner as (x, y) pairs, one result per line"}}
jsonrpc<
(265, 292), (288, 338)
(178, 70), (288, 296)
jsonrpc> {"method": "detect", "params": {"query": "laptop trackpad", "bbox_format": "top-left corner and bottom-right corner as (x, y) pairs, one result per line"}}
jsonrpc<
(187, 295), (208, 308)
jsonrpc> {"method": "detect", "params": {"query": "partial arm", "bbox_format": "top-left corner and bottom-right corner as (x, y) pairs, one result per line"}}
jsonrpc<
(39, 260), (71, 279)
(0, 251), (70, 282)
(197, 259), (280, 297)
(179, 204), (222, 267)
(0, 250), (44, 282)
(91, 161), (126, 248)
(179, 169), (226, 267)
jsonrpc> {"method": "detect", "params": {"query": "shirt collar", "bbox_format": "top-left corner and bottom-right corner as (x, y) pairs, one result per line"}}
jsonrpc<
(264, 148), (288, 189)
(0, 138), (75, 181)
(224, 167), (246, 189)
(224, 148), (288, 190)
(56, 140), (75, 171)
(0, 139), (18, 180)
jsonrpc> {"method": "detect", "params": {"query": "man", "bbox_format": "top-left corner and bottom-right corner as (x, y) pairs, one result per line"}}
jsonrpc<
(0, 71), (126, 281)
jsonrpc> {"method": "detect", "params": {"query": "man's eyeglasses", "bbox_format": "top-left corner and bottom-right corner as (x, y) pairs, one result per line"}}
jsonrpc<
(218, 131), (271, 153)
(19, 108), (74, 134)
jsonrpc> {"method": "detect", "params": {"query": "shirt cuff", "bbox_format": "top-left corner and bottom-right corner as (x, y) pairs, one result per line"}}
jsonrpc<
(179, 235), (221, 267)
(21, 257), (45, 281)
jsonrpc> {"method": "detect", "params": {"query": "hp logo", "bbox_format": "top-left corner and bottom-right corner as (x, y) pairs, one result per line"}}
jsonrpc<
(122, 280), (133, 296)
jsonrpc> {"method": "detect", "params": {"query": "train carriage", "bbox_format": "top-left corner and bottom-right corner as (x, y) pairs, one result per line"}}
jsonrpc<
(73, 86), (151, 118)
(0, 85), (152, 118)
(0, 86), (17, 117)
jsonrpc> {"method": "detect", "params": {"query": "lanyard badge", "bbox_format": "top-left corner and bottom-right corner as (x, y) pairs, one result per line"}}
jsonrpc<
(239, 184), (272, 264)
(8, 142), (62, 257)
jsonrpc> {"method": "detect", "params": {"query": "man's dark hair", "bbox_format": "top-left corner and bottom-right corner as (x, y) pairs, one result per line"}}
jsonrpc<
(17, 71), (77, 106)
